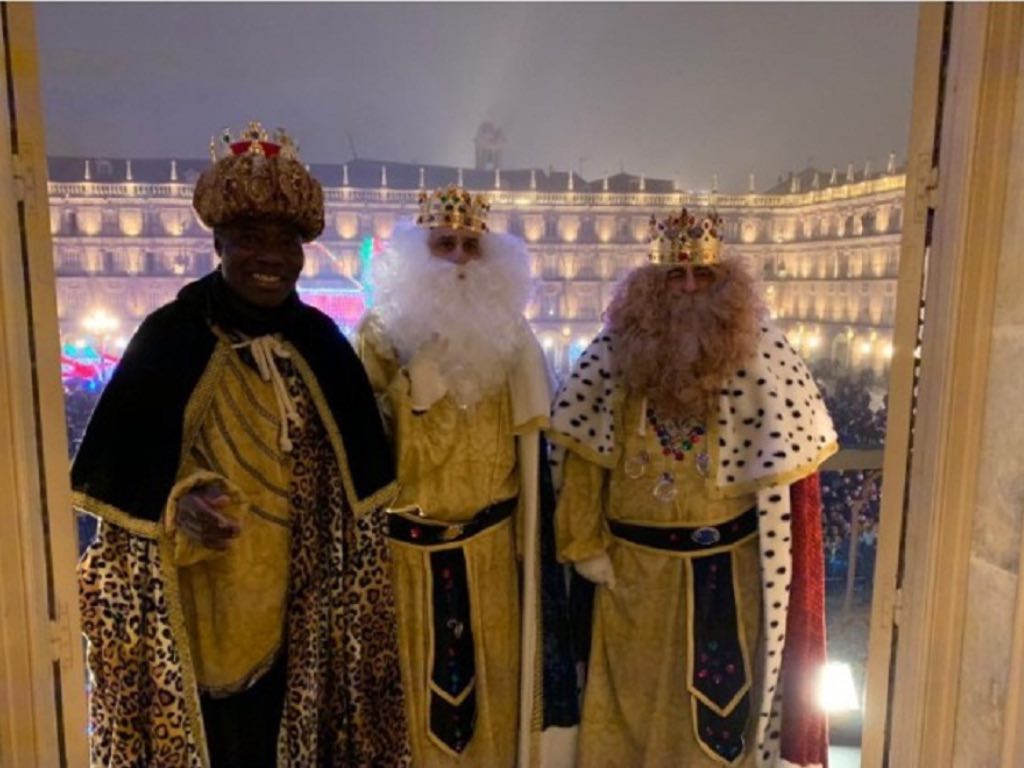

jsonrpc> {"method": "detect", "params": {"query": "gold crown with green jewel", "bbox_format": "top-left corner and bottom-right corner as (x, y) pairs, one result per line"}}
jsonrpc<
(416, 185), (490, 232)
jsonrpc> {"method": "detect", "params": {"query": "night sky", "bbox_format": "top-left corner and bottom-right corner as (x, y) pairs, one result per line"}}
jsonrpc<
(35, 2), (918, 192)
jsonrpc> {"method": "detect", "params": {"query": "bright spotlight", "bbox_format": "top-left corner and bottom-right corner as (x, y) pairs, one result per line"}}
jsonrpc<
(817, 661), (859, 713)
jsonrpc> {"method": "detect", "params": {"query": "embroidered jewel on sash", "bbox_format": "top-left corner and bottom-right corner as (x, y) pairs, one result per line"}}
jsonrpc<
(691, 526), (722, 546)
(429, 548), (477, 754)
(689, 551), (751, 762)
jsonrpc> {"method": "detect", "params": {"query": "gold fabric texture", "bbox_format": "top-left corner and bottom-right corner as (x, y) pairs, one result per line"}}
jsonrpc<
(358, 323), (524, 767)
(170, 351), (296, 697)
(77, 329), (411, 766)
(556, 391), (762, 767)
(390, 520), (521, 767)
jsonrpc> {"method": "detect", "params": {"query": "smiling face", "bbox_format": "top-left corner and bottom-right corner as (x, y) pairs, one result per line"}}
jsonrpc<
(214, 219), (305, 307)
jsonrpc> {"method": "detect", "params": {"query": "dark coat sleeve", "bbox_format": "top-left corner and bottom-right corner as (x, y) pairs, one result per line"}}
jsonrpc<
(71, 304), (215, 523)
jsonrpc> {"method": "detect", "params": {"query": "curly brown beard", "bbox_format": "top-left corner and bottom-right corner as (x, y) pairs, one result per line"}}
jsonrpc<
(605, 260), (763, 421)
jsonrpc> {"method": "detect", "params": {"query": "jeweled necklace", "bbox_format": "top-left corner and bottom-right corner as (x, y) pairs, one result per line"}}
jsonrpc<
(624, 398), (711, 503)
(648, 407), (705, 459)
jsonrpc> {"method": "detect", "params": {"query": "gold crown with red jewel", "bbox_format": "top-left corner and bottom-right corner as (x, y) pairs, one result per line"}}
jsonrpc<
(416, 185), (490, 232)
(647, 208), (724, 266)
(193, 120), (324, 242)
(208, 121), (302, 162)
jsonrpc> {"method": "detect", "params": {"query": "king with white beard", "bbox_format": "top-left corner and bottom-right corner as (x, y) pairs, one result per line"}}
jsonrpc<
(355, 185), (557, 768)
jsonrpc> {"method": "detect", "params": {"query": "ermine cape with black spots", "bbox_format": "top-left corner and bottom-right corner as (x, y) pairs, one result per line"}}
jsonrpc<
(548, 321), (836, 768)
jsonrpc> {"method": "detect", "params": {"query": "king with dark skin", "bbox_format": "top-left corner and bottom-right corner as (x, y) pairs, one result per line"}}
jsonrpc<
(215, 218), (306, 307)
(174, 218), (305, 550)
(76, 125), (412, 768)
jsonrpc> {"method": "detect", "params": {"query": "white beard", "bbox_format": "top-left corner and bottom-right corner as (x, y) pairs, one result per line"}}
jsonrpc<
(371, 222), (534, 407)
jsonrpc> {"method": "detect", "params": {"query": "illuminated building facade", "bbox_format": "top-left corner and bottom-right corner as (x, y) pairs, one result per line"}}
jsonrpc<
(48, 156), (904, 379)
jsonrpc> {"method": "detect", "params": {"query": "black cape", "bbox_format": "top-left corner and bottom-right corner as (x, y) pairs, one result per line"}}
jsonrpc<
(71, 271), (394, 523)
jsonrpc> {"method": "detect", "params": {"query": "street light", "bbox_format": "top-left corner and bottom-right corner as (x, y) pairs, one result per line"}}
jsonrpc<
(80, 309), (120, 382)
(81, 308), (120, 335)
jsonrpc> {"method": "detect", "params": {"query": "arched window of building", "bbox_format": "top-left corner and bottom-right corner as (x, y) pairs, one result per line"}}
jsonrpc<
(861, 209), (876, 234)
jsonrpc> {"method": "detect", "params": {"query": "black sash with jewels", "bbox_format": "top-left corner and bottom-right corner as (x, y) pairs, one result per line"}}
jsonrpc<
(387, 496), (517, 755)
(609, 506), (757, 765)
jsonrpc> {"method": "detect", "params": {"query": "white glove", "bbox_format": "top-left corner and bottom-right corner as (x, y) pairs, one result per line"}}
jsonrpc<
(408, 339), (448, 411)
(574, 552), (617, 590)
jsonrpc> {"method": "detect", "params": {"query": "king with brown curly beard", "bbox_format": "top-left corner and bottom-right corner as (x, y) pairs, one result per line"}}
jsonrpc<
(549, 210), (836, 768)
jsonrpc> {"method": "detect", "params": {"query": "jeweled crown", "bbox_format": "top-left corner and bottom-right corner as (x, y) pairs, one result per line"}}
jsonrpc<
(209, 121), (301, 162)
(416, 185), (490, 232)
(194, 120), (323, 242)
(647, 209), (724, 266)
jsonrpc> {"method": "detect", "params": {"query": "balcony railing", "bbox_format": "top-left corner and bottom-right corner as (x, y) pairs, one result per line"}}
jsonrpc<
(49, 173), (906, 211)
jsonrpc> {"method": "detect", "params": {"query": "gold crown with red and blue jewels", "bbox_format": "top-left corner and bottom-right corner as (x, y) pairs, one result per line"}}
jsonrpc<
(208, 121), (301, 162)
(193, 120), (324, 242)
(647, 209), (724, 266)
(416, 185), (490, 232)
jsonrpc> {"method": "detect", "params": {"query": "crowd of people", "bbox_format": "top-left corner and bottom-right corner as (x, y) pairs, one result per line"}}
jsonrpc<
(812, 362), (888, 448)
(820, 469), (882, 599)
(813, 362), (887, 598)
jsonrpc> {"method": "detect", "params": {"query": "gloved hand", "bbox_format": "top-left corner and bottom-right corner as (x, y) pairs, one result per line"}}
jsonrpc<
(408, 337), (449, 411)
(574, 552), (617, 590)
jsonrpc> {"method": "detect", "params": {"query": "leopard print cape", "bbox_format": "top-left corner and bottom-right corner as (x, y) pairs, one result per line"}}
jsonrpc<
(78, 351), (410, 767)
